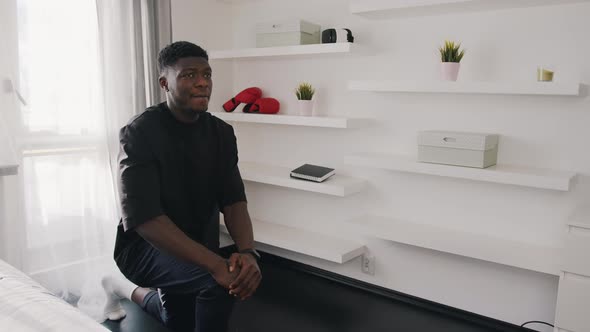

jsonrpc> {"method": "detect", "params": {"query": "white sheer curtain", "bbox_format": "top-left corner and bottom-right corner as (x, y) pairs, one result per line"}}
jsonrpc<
(97, 0), (171, 186)
(4, 0), (171, 321)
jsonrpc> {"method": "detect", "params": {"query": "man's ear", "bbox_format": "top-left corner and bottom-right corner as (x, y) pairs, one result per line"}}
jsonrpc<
(159, 76), (169, 92)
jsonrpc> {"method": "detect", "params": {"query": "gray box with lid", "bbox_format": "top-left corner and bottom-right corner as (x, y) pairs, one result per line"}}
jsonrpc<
(256, 19), (321, 48)
(417, 131), (499, 168)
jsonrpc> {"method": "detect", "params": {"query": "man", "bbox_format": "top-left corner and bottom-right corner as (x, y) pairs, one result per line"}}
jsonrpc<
(102, 41), (261, 332)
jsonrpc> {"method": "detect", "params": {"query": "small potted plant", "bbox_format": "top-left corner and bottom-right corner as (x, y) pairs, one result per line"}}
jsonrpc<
(295, 82), (315, 116)
(438, 40), (465, 81)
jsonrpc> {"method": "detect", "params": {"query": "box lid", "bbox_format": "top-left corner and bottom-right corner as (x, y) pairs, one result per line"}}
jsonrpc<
(256, 20), (320, 34)
(418, 131), (499, 151)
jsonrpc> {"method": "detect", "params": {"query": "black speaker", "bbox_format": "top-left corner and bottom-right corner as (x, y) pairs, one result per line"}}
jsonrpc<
(321, 28), (354, 43)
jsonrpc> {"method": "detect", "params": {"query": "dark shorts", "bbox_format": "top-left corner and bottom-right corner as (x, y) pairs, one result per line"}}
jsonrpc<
(117, 241), (235, 332)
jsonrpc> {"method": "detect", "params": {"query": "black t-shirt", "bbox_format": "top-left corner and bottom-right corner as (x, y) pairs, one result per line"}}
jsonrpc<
(113, 102), (246, 265)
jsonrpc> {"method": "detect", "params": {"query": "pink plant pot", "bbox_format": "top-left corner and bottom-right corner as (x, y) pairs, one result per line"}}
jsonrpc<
(440, 62), (461, 81)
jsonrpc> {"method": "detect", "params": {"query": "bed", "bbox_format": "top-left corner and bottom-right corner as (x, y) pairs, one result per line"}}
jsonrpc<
(0, 258), (110, 332)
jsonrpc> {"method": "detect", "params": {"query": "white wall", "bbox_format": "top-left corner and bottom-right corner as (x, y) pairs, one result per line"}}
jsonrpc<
(171, 0), (590, 329)
(0, 0), (25, 267)
(170, 0), (235, 114)
(0, 0), (20, 157)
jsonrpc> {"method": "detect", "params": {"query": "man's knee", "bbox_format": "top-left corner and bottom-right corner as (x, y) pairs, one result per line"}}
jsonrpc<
(198, 284), (235, 308)
(194, 285), (236, 332)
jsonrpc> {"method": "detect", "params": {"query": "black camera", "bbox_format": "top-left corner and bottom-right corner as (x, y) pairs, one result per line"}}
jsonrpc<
(321, 28), (354, 43)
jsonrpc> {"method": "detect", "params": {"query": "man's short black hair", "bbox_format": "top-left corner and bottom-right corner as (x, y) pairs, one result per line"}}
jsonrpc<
(158, 41), (209, 73)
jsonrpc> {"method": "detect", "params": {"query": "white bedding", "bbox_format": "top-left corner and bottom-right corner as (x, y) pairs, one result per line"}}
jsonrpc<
(0, 259), (110, 332)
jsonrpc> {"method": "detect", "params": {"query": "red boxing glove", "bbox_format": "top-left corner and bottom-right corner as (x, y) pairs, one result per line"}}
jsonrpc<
(222, 87), (262, 112)
(243, 98), (280, 114)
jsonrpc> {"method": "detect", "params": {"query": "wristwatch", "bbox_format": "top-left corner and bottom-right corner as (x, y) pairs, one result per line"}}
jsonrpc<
(239, 248), (261, 262)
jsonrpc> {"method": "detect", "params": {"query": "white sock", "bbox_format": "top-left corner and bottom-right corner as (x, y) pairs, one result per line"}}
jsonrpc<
(101, 274), (138, 321)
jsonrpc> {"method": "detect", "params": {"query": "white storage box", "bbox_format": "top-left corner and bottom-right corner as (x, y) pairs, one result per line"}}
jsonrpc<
(256, 20), (320, 48)
(417, 131), (499, 168)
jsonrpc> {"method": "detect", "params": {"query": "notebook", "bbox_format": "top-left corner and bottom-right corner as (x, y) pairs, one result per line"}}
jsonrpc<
(290, 164), (335, 183)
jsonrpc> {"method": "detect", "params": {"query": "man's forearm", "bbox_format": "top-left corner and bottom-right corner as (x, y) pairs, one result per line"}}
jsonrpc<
(223, 201), (254, 251)
(135, 215), (226, 273)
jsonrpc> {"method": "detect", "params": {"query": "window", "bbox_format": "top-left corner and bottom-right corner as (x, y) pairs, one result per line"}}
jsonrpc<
(16, 0), (116, 272)
(17, 0), (101, 135)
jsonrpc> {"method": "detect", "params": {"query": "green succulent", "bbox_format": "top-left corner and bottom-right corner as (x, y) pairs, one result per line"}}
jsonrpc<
(295, 82), (315, 100)
(439, 40), (465, 63)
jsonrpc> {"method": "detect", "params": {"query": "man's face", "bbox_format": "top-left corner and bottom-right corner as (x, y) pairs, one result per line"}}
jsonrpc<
(161, 56), (212, 115)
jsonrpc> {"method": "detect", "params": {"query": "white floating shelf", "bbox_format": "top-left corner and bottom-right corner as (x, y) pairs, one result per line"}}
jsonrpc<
(0, 164), (18, 176)
(239, 161), (366, 197)
(348, 80), (583, 96)
(568, 206), (590, 229)
(350, 0), (590, 19)
(344, 153), (576, 191)
(348, 215), (561, 275)
(210, 43), (362, 60)
(217, 0), (260, 3)
(220, 219), (366, 264)
(212, 112), (363, 129)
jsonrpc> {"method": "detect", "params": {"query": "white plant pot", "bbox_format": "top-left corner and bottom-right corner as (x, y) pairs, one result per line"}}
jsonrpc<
(440, 62), (461, 81)
(297, 100), (314, 116)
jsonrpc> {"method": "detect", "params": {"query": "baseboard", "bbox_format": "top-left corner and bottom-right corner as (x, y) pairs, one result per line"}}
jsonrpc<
(221, 246), (536, 332)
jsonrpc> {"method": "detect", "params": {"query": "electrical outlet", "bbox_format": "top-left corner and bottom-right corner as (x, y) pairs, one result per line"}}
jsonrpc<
(361, 254), (375, 275)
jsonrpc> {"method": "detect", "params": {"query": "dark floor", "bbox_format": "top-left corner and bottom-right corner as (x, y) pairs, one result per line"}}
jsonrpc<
(103, 299), (170, 332)
(103, 252), (531, 332)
